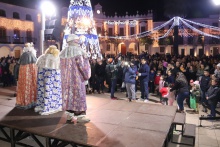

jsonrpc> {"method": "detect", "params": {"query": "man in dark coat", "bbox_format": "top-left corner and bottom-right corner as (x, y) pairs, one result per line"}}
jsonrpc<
(200, 69), (211, 112)
(138, 57), (150, 102)
(95, 60), (105, 93)
(206, 78), (220, 117)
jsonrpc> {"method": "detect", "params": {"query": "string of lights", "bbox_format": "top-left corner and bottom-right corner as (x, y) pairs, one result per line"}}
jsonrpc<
(180, 18), (220, 31)
(99, 16), (220, 40)
(99, 17), (175, 39)
(179, 18), (220, 39)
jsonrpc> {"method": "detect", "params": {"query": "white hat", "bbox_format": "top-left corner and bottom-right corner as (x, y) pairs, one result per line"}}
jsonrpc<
(193, 81), (200, 85)
(67, 34), (79, 42)
(217, 63), (220, 67)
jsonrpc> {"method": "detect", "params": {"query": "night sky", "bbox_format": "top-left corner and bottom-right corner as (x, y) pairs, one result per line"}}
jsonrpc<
(0, 0), (218, 21)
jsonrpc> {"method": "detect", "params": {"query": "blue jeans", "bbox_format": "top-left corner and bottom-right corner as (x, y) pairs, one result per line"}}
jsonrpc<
(140, 80), (149, 100)
(111, 79), (117, 97)
(177, 92), (189, 111)
(210, 103), (217, 117)
(201, 90), (208, 106)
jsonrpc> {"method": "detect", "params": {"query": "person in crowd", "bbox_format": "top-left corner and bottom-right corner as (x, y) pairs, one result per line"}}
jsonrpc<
(35, 45), (62, 115)
(149, 69), (156, 93)
(170, 72), (189, 113)
(117, 60), (125, 92)
(158, 75), (165, 102)
(187, 65), (197, 82)
(196, 63), (205, 80)
(210, 63), (216, 75)
(180, 64), (187, 76)
(170, 63), (178, 78)
(123, 61), (137, 102)
(105, 58), (113, 93)
(1, 59), (9, 87)
(160, 82), (169, 105)
(166, 70), (175, 85)
(215, 63), (220, 79)
(206, 78), (220, 117)
(90, 59), (97, 93)
(9, 59), (16, 86)
(95, 59), (105, 94)
(175, 61), (181, 73)
(105, 56), (121, 100)
(60, 34), (91, 123)
(154, 70), (161, 95)
(138, 57), (150, 103)
(200, 69), (211, 112)
(189, 80), (200, 114)
(16, 42), (37, 109)
(13, 59), (19, 85)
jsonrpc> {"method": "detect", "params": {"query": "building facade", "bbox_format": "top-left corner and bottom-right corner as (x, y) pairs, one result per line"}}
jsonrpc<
(0, 2), (41, 58)
(0, 2), (219, 58)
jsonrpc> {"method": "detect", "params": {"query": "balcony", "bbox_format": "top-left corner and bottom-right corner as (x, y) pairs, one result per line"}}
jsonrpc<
(0, 36), (11, 43)
(13, 37), (24, 44)
(25, 37), (37, 43)
(0, 36), (36, 44)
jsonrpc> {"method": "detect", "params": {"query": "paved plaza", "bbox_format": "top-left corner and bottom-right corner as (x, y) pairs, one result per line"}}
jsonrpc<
(0, 86), (219, 147)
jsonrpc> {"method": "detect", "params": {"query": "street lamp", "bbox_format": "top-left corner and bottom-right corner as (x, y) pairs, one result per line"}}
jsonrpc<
(213, 0), (220, 5)
(40, 1), (56, 55)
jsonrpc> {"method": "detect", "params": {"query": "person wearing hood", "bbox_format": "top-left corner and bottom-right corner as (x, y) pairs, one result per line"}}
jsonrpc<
(16, 42), (37, 109)
(60, 34), (91, 123)
(35, 45), (62, 115)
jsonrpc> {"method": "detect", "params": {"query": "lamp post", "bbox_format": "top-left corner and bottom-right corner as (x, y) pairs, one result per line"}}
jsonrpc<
(40, 1), (56, 55)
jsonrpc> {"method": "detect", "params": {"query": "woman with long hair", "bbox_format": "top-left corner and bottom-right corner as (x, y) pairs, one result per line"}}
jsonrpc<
(170, 72), (189, 112)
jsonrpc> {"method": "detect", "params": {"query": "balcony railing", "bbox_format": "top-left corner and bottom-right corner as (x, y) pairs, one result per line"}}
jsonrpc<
(13, 37), (24, 44)
(0, 36), (11, 43)
(0, 36), (37, 44)
(25, 37), (37, 43)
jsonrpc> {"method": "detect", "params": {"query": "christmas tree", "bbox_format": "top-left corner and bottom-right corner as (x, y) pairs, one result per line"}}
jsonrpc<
(63, 0), (101, 59)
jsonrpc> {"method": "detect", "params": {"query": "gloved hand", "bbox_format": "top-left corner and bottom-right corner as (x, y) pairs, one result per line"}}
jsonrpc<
(138, 73), (141, 76)
(127, 64), (130, 68)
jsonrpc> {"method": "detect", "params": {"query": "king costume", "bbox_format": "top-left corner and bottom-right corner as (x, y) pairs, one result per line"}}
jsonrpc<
(60, 34), (91, 123)
(16, 43), (37, 109)
(35, 46), (62, 115)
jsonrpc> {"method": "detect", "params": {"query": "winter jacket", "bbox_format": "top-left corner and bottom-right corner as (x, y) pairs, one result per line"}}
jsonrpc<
(160, 87), (169, 97)
(106, 61), (121, 80)
(149, 71), (155, 82)
(123, 65), (137, 84)
(170, 80), (189, 93)
(200, 75), (210, 92)
(206, 85), (220, 105)
(154, 75), (161, 85)
(95, 64), (105, 78)
(166, 75), (175, 84)
(138, 63), (150, 82)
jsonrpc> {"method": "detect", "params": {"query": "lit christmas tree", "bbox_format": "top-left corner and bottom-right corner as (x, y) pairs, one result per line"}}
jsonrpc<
(63, 0), (101, 59)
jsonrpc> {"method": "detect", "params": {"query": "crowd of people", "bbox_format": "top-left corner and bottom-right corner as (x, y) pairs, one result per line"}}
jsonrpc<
(1, 50), (220, 118)
(87, 52), (220, 117)
(0, 56), (19, 87)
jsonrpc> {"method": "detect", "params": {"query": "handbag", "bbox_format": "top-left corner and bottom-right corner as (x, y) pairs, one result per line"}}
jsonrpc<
(190, 95), (197, 110)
